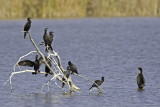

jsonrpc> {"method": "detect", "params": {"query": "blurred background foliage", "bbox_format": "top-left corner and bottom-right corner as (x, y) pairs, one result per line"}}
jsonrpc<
(0, 0), (160, 19)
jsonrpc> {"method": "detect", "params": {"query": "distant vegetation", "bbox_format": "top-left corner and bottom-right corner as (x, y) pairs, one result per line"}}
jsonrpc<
(0, 0), (160, 19)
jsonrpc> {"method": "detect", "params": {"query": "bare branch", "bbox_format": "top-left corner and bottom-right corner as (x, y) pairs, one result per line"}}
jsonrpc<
(13, 51), (37, 72)
(4, 70), (47, 91)
(4, 31), (106, 94)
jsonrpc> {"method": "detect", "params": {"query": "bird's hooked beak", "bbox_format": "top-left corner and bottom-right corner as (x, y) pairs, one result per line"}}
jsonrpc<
(136, 68), (143, 73)
(136, 68), (140, 71)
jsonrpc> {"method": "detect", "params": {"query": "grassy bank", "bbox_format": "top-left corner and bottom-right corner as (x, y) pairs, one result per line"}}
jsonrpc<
(0, 0), (160, 19)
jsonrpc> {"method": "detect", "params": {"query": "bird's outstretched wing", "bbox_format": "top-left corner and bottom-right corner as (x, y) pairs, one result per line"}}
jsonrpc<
(18, 60), (34, 67)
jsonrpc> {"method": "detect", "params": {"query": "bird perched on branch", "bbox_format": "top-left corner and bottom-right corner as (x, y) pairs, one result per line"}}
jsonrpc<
(18, 55), (51, 76)
(43, 28), (54, 52)
(24, 17), (32, 39)
(67, 61), (78, 75)
(18, 55), (40, 74)
(89, 77), (104, 92)
(137, 67), (145, 89)
(44, 61), (52, 77)
(62, 66), (71, 88)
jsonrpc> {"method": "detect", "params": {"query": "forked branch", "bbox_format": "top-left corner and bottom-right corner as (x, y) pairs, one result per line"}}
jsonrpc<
(4, 31), (106, 94)
(4, 31), (81, 93)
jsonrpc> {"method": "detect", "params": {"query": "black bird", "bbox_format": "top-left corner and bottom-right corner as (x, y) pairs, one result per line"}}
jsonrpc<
(18, 55), (40, 74)
(137, 67), (145, 89)
(18, 55), (51, 75)
(89, 77), (104, 91)
(62, 67), (71, 88)
(44, 61), (52, 77)
(24, 17), (32, 39)
(68, 61), (78, 75)
(43, 28), (54, 52)
(43, 28), (48, 43)
(62, 78), (66, 88)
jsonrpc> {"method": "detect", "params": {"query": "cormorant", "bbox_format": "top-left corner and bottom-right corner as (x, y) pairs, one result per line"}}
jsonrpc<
(18, 55), (51, 76)
(43, 28), (48, 43)
(24, 17), (32, 39)
(137, 67), (145, 89)
(89, 77), (104, 91)
(62, 67), (71, 88)
(18, 55), (40, 74)
(43, 28), (54, 52)
(62, 78), (65, 88)
(44, 61), (52, 76)
(67, 61), (78, 75)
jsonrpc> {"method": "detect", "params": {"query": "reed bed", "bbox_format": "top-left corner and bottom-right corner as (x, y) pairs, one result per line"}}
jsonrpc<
(0, 0), (160, 19)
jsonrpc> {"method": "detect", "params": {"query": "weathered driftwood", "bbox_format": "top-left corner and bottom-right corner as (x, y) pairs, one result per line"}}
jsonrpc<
(4, 31), (106, 94)
(4, 31), (80, 93)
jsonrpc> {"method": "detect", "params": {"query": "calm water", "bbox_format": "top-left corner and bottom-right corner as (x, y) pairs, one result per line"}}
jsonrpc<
(1, 18), (160, 107)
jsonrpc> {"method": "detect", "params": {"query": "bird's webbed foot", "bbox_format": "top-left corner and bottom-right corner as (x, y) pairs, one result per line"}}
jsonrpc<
(32, 72), (36, 75)
(32, 71), (38, 75)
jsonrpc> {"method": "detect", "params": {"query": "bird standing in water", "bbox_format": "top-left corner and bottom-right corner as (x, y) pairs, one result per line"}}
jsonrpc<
(137, 67), (145, 89)
(89, 77), (104, 92)
(43, 28), (54, 52)
(67, 61), (78, 75)
(24, 17), (32, 39)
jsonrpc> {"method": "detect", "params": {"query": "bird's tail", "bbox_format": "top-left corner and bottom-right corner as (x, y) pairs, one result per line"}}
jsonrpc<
(50, 46), (53, 50)
(24, 32), (27, 39)
(45, 46), (53, 53)
(138, 84), (143, 89)
(89, 86), (93, 91)
(62, 78), (65, 88)
(45, 48), (49, 53)
(62, 83), (65, 88)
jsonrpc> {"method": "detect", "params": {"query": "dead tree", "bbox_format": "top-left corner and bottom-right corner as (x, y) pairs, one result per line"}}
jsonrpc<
(4, 31), (106, 94)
